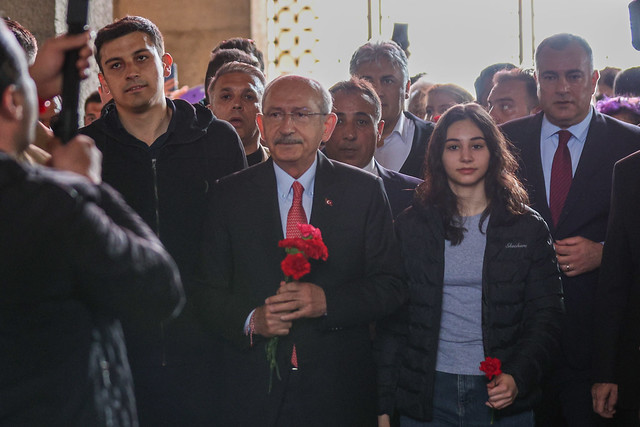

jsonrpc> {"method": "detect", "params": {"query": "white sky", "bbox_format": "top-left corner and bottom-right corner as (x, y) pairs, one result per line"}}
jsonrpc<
(304, 0), (639, 96)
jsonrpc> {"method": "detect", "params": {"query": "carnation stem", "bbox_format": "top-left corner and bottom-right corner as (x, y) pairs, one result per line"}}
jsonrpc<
(266, 336), (281, 394)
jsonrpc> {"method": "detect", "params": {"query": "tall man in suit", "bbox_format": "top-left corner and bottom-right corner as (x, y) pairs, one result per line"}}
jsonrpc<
(501, 33), (640, 426)
(349, 40), (434, 179)
(198, 75), (406, 426)
(325, 78), (421, 218)
(592, 150), (640, 426)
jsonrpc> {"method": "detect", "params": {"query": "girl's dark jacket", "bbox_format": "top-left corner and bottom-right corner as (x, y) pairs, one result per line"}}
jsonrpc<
(376, 200), (564, 421)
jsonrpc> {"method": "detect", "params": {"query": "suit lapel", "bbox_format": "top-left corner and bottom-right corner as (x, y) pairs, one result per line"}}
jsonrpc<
(309, 152), (336, 230)
(399, 111), (429, 177)
(518, 114), (552, 226)
(250, 158), (285, 243)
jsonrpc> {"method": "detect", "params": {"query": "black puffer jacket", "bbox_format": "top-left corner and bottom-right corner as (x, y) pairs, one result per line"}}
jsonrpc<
(376, 201), (564, 421)
(0, 154), (183, 426)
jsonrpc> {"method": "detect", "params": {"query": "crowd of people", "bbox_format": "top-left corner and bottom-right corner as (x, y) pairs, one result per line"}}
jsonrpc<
(1, 11), (640, 427)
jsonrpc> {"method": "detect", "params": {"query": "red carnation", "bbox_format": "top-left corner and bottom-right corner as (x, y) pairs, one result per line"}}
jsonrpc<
(302, 237), (328, 261)
(479, 357), (502, 380)
(278, 238), (308, 254)
(298, 223), (322, 240)
(280, 253), (311, 280)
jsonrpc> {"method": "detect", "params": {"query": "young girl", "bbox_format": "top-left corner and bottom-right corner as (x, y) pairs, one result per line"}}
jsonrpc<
(377, 103), (563, 426)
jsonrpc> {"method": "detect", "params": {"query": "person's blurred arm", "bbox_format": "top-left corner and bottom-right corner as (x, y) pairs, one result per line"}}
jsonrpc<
(29, 31), (92, 100)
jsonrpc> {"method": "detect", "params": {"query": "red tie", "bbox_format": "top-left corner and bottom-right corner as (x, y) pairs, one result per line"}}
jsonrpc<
(549, 130), (572, 227)
(286, 181), (307, 369)
(286, 181), (307, 237)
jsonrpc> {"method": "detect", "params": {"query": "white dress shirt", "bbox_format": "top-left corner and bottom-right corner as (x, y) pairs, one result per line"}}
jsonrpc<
(374, 112), (416, 172)
(540, 108), (593, 204)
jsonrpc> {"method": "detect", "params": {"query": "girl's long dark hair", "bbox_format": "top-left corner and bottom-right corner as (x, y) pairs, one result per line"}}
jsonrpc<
(415, 103), (529, 245)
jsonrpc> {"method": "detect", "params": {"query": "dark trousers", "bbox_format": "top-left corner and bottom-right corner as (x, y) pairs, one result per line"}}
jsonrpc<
(535, 367), (614, 427)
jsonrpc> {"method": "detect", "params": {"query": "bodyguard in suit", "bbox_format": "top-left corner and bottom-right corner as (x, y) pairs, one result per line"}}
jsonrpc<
(198, 75), (406, 426)
(324, 78), (421, 218)
(592, 151), (640, 426)
(349, 40), (434, 179)
(501, 33), (640, 426)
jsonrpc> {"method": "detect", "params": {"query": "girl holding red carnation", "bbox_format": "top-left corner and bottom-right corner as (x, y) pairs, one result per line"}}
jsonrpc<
(376, 104), (563, 426)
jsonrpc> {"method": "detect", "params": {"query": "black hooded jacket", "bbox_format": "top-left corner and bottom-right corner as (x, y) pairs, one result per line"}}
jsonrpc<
(81, 99), (246, 423)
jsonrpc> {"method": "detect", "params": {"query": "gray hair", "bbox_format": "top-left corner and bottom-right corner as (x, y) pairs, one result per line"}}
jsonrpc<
(329, 78), (382, 123)
(535, 33), (594, 73)
(349, 40), (409, 86)
(208, 61), (266, 98)
(262, 75), (332, 114)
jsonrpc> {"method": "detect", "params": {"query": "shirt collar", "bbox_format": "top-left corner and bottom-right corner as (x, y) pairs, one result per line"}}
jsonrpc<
(390, 111), (407, 138)
(362, 157), (378, 176)
(541, 106), (593, 143)
(274, 156), (317, 200)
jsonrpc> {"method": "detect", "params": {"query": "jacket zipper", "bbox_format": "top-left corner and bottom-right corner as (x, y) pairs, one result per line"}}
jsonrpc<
(151, 158), (161, 238)
(151, 157), (167, 367)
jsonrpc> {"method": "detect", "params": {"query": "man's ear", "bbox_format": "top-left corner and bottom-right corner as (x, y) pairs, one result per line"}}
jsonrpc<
(98, 73), (110, 95)
(321, 112), (338, 142)
(256, 113), (266, 143)
(405, 80), (411, 100)
(591, 69), (600, 93)
(0, 85), (23, 121)
(376, 120), (385, 146)
(162, 53), (174, 77)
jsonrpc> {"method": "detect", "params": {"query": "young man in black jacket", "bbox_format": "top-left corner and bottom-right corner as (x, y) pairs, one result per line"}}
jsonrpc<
(0, 21), (183, 426)
(81, 16), (247, 426)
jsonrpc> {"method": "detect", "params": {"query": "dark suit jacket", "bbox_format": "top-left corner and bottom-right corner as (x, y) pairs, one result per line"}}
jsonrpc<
(593, 150), (640, 409)
(376, 161), (422, 218)
(197, 153), (406, 426)
(501, 110), (640, 371)
(397, 111), (435, 179)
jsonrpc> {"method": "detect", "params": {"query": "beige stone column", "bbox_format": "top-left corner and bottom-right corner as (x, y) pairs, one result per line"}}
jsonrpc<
(113, 0), (267, 87)
(2, 0), (113, 121)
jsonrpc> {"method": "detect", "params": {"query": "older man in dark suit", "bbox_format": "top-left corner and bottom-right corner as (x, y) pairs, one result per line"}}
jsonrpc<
(324, 78), (422, 218)
(197, 75), (406, 426)
(501, 33), (640, 426)
(349, 40), (434, 179)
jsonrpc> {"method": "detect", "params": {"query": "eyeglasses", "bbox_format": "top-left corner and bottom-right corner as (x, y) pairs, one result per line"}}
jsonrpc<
(262, 110), (327, 124)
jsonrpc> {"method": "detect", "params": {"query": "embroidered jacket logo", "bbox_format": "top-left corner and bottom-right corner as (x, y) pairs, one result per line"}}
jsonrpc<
(506, 242), (527, 249)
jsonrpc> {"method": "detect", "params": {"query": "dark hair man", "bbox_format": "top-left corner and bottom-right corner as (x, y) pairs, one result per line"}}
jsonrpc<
(81, 15), (246, 426)
(595, 66), (620, 101)
(202, 48), (260, 105)
(501, 33), (640, 426)
(325, 78), (421, 218)
(474, 62), (516, 108)
(614, 66), (640, 97)
(83, 90), (102, 125)
(349, 40), (434, 179)
(0, 20), (183, 426)
(487, 68), (539, 124)
(198, 74), (405, 425)
(207, 61), (269, 165)
(212, 37), (265, 71)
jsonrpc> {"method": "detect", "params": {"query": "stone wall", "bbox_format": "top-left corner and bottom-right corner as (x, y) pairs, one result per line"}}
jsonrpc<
(114, 0), (267, 87)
